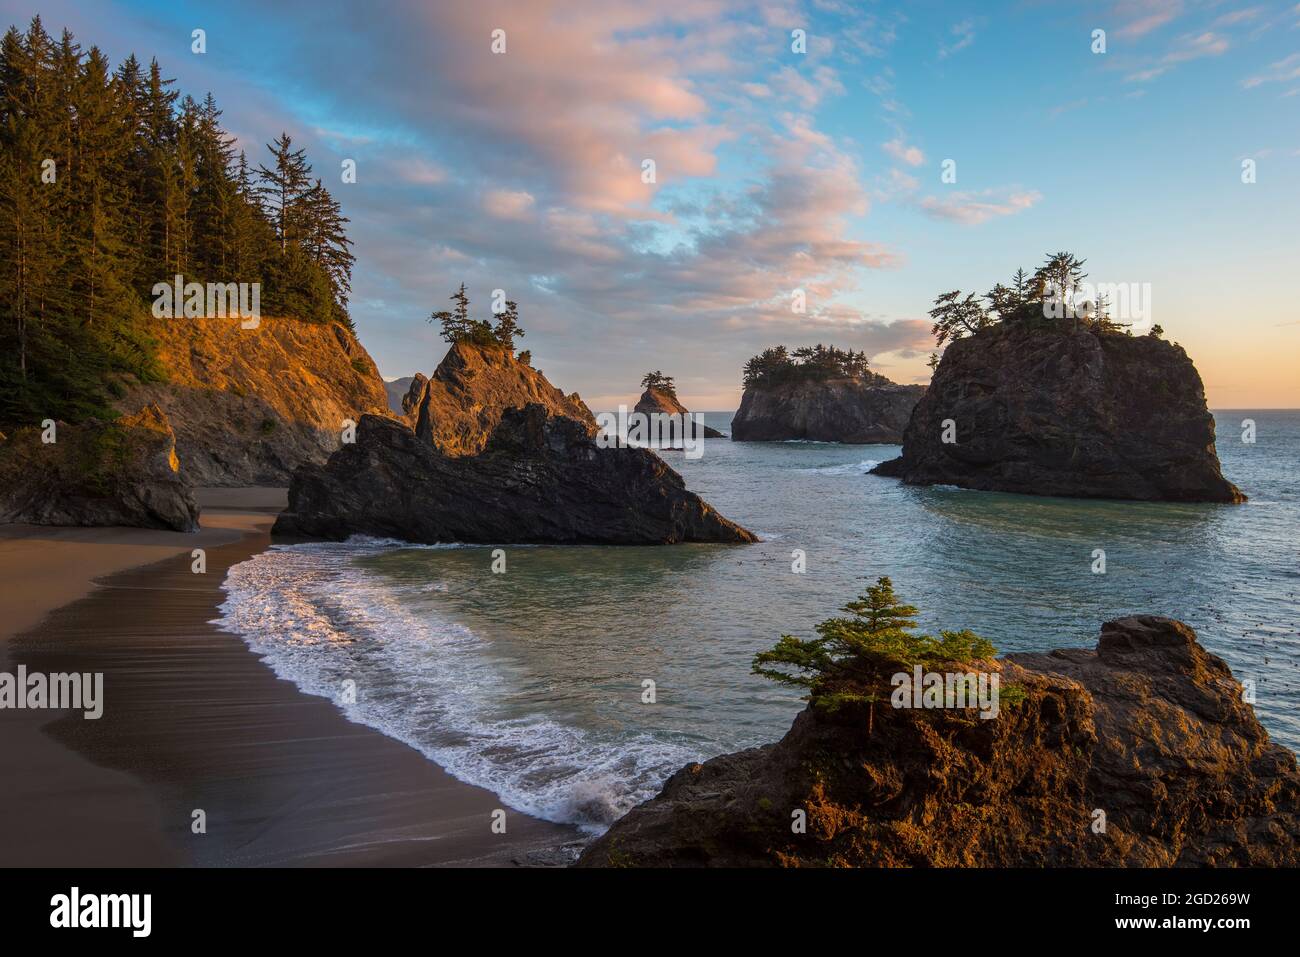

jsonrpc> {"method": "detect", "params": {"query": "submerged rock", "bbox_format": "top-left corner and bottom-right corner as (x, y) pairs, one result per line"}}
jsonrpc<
(871, 325), (1245, 502)
(578, 616), (1297, 867)
(0, 404), (200, 532)
(406, 340), (598, 455)
(634, 387), (725, 438)
(731, 374), (924, 443)
(273, 404), (757, 545)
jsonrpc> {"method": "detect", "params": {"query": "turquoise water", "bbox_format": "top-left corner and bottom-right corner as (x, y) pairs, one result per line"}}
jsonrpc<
(218, 410), (1300, 830)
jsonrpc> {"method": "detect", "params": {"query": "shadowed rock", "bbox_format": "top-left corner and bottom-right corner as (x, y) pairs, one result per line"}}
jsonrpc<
(871, 325), (1245, 502)
(0, 404), (199, 532)
(731, 374), (924, 443)
(274, 404), (757, 545)
(578, 616), (1297, 867)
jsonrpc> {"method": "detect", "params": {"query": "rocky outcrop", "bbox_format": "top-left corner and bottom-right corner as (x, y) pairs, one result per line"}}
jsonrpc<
(0, 404), (199, 532)
(578, 616), (1298, 867)
(405, 341), (597, 455)
(731, 374), (924, 443)
(273, 404), (756, 545)
(871, 326), (1245, 502)
(634, 387), (725, 438)
(121, 316), (391, 486)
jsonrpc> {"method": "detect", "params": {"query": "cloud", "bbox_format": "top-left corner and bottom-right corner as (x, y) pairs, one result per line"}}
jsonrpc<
(1114, 0), (1185, 39)
(1243, 52), (1300, 89)
(1125, 30), (1230, 81)
(938, 19), (977, 59)
(882, 137), (925, 166)
(917, 189), (1042, 225)
(482, 189), (536, 220)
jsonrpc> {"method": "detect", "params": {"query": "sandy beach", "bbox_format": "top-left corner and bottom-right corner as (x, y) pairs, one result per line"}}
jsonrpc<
(0, 490), (582, 867)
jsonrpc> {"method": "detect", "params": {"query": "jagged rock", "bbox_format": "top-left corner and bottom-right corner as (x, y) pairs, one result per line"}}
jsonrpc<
(273, 404), (757, 545)
(0, 404), (199, 532)
(382, 374), (420, 414)
(634, 387), (725, 438)
(871, 325), (1245, 502)
(121, 316), (391, 486)
(577, 616), (1297, 867)
(406, 341), (598, 455)
(731, 374), (924, 443)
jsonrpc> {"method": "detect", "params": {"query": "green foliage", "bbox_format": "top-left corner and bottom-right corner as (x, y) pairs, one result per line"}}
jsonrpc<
(0, 17), (353, 430)
(428, 283), (527, 351)
(743, 343), (872, 388)
(752, 576), (996, 711)
(640, 370), (675, 395)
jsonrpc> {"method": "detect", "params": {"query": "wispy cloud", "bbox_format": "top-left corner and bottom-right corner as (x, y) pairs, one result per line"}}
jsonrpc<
(917, 189), (1042, 225)
(938, 19), (977, 59)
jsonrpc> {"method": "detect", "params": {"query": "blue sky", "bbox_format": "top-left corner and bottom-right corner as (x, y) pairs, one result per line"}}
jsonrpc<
(8, 0), (1299, 406)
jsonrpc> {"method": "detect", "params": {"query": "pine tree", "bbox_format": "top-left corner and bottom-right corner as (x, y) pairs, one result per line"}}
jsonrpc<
(257, 132), (311, 255)
(493, 299), (524, 350)
(752, 576), (995, 715)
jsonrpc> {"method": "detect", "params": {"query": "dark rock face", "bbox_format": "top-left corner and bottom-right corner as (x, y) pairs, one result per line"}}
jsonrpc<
(871, 326), (1244, 502)
(406, 341), (598, 456)
(273, 405), (757, 545)
(730, 375), (924, 443)
(0, 405), (200, 532)
(633, 387), (725, 438)
(578, 616), (1298, 867)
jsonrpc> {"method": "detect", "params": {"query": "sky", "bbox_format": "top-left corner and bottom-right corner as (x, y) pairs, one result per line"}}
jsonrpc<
(7, 0), (1299, 408)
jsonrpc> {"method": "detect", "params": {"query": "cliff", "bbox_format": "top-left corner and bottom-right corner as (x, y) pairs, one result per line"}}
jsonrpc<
(731, 374), (924, 443)
(634, 387), (725, 438)
(871, 325), (1244, 502)
(273, 404), (757, 545)
(0, 404), (199, 532)
(405, 341), (597, 455)
(121, 316), (390, 487)
(578, 616), (1298, 867)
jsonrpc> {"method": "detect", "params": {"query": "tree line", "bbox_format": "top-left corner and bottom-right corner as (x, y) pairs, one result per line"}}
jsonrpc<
(640, 370), (675, 396)
(743, 343), (873, 388)
(926, 251), (1146, 362)
(428, 283), (526, 354)
(0, 17), (354, 427)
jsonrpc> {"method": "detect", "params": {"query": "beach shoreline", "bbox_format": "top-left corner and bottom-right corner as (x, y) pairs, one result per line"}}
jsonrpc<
(0, 490), (583, 867)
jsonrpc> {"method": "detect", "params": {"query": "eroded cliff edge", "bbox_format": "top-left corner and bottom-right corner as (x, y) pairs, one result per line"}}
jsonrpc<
(731, 374), (924, 444)
(578, 616), (1297, 867)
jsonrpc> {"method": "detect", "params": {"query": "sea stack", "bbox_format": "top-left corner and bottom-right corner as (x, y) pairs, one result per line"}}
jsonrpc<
(274, 404), (757, 545)
(872, 324), (1245, 502)
(405, 340), (597, 455)
(730, 345), (923, 443)
(634, 372), (724, 438)
(578, 616), (1299, 867)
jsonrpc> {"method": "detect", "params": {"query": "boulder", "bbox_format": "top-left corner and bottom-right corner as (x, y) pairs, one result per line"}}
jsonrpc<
(0, 404), (200, 532)
(634, 387), (725, 438)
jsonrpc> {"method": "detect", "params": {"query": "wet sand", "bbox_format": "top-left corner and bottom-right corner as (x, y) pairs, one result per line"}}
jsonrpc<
(0, 491), (583, 867)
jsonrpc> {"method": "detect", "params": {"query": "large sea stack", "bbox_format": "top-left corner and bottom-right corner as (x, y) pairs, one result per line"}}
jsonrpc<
(872, 325), (1244, 502)
(578, 616), (1298, 867)
(404, 340), (597, 455)
(274, 404), (756, 545)
(731, 374), (923, 443)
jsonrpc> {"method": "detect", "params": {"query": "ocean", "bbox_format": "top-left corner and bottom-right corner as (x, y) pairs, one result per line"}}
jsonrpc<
(216, 410), (1300, 833)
